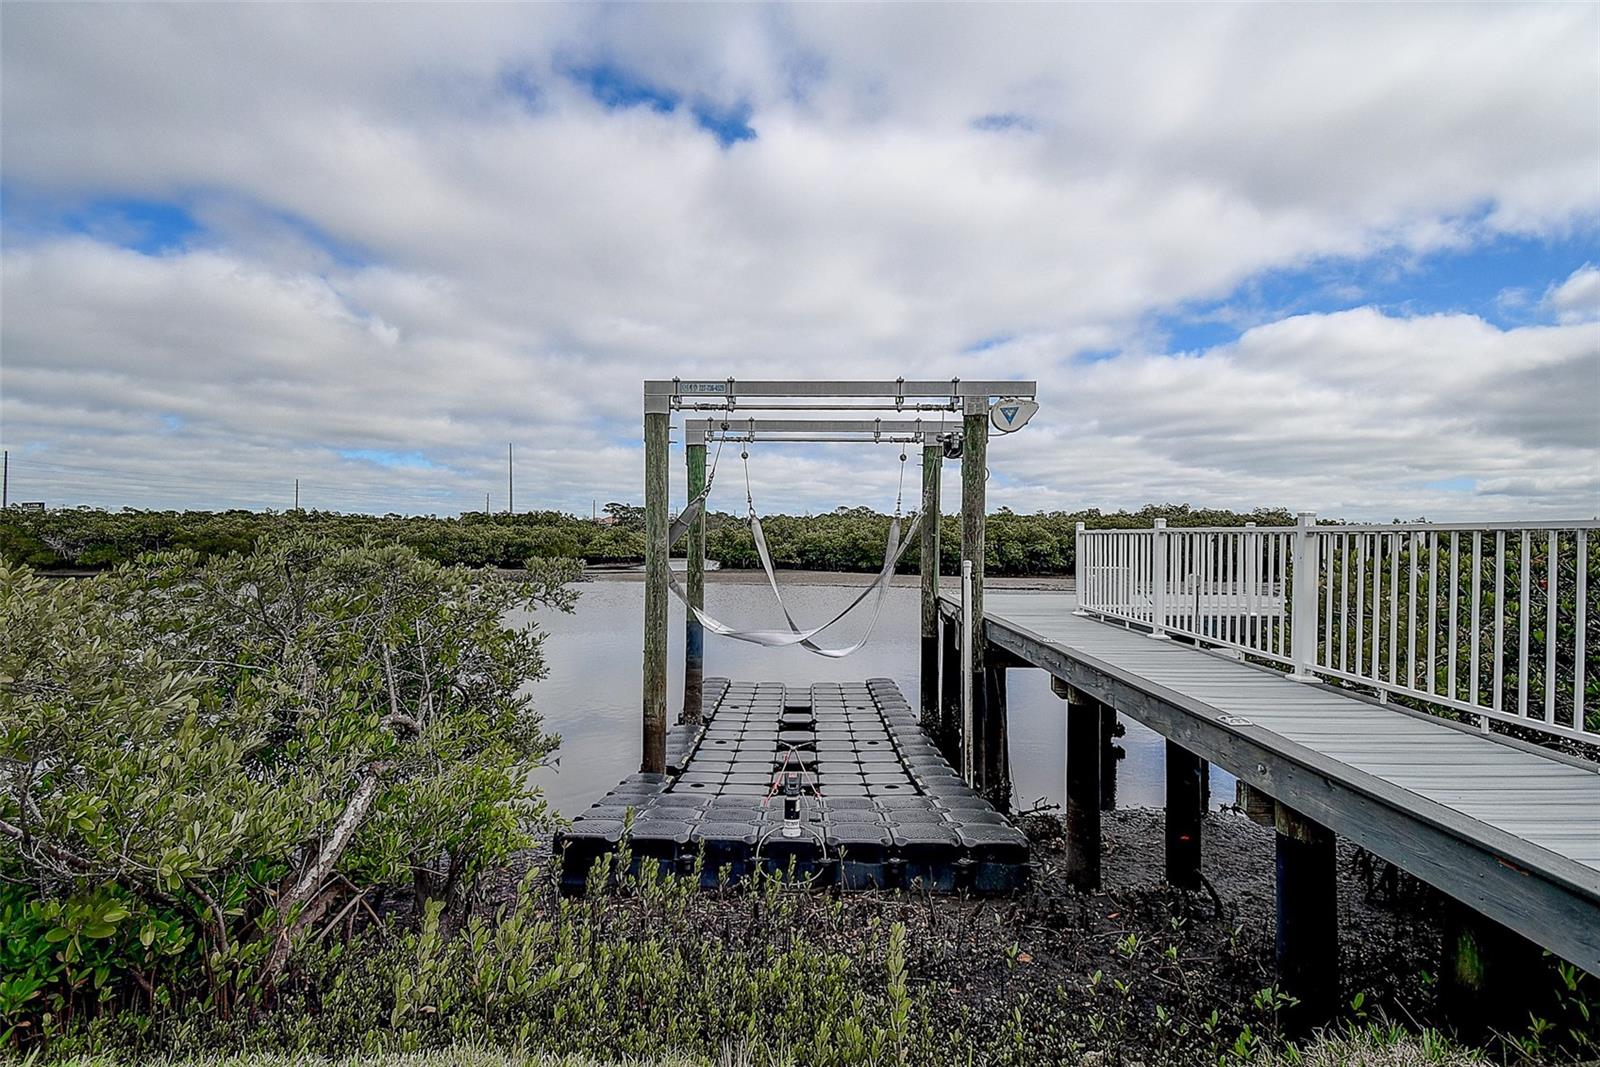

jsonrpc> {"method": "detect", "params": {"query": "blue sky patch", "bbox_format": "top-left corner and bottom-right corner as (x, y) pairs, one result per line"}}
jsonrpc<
(0, 186), (373, 270)
(691, 100), (757, 146)
(563, 61), (755, 146)
(338, 449), (439, 471)
(27, 196), (202, 255)
(963, 332), (1015, 354)
(1071, 349), (1121, 365)
(971, 112), (1034, 133)
(1153, 226), (1600, 354)
(568, 61), (677, 113)
(498, 65), (543, 113)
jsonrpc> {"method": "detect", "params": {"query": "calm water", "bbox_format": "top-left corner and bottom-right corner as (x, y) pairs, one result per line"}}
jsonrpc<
(514, 577), (1235, 816)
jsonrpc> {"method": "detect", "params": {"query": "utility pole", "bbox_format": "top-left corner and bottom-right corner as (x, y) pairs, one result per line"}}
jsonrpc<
(507, 443), (514, 515)
(485, 492), (490, 514)
(293, 478), (299, 511)
(2, 450), (8, 509)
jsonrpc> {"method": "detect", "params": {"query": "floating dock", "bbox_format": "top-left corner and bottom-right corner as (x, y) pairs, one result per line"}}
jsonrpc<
(557, 678), (1030, 894)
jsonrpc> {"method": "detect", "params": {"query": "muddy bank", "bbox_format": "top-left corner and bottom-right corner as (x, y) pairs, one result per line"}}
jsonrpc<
(493, 807), (1466, 1065)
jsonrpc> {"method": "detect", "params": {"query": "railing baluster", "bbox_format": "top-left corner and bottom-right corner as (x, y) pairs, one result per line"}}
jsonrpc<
(1376, 533), (1385, 684)
(1427, 532), (1437, 695)
(1355, 534), (1366, 679)
(1207, 533), (1217, 643)
(1448, 532), (1459, 701)
(1387, 533), (1399, 687)
(1493, 531), (1505, 714)
(1322, 532), (1334, 666)
(1340, 534), (1350, 673)
(1407, 531), (1418, 689)
(1471, 531), (1482, 712)
(1222, 531), (1233, 643)
(1519, 530), (1530, 720)
(1546, 530), (1558, 726)
(1577, 529), (1588, 736)
(1273, 533), (1283, 657)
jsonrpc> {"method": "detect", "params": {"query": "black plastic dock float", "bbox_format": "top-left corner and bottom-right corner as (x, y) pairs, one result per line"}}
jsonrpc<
(557, 678), (1030, 895)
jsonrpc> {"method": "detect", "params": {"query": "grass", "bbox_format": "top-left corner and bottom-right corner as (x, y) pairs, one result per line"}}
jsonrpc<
(45, 1048), (750, 1067)
(1255, 1023), (1494, 1067)
(39, 1026), (1501, 1067)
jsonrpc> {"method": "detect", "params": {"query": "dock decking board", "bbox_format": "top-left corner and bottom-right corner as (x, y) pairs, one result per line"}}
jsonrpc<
(941, 590), (1600, 972)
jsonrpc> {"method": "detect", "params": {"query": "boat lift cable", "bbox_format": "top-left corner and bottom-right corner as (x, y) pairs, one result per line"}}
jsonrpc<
(665, 438), (919, 657)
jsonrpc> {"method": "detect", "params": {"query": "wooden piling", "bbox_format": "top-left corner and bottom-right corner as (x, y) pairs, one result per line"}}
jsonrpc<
(939, 614), (962, 764)
(1236, 781), (1276, 827)
(1165, 740), (1204, 889)
(1274, 800), (1339, 1028)
(960, 408), (986, 662)
(641, 410), (669, 774)
(683, 442), (707, 724)
(1056, 678), (1102, 891)
(1440, 900), (1547, 1038)
(961, 405), (988, 785)
(919, 444), (942, 730)
(1099, 705), (1121, 811)
(979, 666), (1011, 811)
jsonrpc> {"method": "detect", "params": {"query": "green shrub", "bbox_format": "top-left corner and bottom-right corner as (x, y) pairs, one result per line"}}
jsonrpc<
(0, 542), (579, 1045)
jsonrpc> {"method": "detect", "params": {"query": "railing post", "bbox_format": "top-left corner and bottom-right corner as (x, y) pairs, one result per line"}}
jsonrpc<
(1073, 521), (1091, 616)
(1149, 518), (1170, 639)
(1290, 511), (1319, 682)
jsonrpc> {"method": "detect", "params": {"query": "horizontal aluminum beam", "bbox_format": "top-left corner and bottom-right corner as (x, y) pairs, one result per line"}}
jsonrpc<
(645, 378), (1036, 414)
(683, 417), (960, 445)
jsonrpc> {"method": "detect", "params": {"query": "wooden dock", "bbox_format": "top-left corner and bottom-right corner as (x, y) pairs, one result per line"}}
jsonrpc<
(630, 381), (1594, 1027)
(940, 589), (1600, 975)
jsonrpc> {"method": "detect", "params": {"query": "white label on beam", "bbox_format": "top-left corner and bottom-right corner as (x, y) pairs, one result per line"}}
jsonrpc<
(678, 381), (730, 394)
(990, 397), (1039, 432)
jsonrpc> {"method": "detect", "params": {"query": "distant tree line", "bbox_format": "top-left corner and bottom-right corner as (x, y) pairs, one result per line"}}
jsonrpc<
(0, 502), (1301, 576)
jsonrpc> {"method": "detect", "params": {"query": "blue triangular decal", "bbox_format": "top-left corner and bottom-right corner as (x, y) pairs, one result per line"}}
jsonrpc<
(1001, 406), (1019, 423)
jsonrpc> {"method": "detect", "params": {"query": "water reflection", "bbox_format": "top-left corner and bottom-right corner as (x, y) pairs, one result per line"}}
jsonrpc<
(513, 577), (1235, 817)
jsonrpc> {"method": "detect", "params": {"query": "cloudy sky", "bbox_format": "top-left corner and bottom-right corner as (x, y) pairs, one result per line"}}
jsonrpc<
(2, 4), (1597, 520)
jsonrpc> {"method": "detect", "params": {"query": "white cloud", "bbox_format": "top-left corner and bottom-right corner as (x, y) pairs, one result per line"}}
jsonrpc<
(1548, 263), (1600, 324)
(1, 4), (1596, 519)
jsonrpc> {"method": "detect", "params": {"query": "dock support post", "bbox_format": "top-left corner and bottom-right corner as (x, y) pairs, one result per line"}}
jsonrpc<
(682, 441), (706, 724)
(919, 444), (942, 730)
(1274, 800), (1339, 1028)
(1165, 740), (1204, 889)
(938, 613), (962, 763)
(641, 408), (670, 774)
(1055, 677), (1101, 891)
(961, 402), (988, 786)
(978, 666), (1011, 811)
(1099, 705), (1122, 811)
(1440, 901), (1547, 1038)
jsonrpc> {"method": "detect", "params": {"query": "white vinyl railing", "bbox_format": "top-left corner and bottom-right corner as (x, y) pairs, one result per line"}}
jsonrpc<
(1076, 515), (1599, 744)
